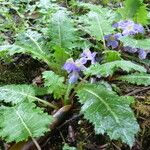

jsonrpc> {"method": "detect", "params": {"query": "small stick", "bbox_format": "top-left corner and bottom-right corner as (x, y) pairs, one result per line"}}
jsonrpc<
(126, 87), (150, 96)
(112, 142), (121, 150)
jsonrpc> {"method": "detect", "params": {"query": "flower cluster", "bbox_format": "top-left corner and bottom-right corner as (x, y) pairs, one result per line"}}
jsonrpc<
(113, 20), (144, 36)
(138, 49), (148, 60)
(123, 46), (149, 60)
(104, 33), (122, 49)
(80, 49), (97, 64)
(104, 20), (149, 59)
(63, 58), (85, 84)
(63, 49), (97, 83)
(123, 46), (138, 53)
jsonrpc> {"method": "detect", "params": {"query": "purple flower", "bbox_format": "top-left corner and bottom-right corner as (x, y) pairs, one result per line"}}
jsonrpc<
(79, 57), (87, 64)
(80, 49), (97, 64)
(113, 20), (133, 29)
(113, 20), (144, 36)
(63, 49), (98, 84)
(138, 49), (147, 60)
(104, 33), (122, 49)
(123, 46), (138, 53)
(63, 58), (86, 84)
(123, 47), (149, 59)
(68, 71), (79, 84)
(63, 58), (86, 73)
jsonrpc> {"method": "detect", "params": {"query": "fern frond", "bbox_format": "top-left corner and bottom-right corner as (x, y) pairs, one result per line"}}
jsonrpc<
(84, 60), (146, 77)
(120, 36), (150, 50)
(0, 102), (53, 142)
(77, 84), (139, 147)
(117, 73), (150, 86)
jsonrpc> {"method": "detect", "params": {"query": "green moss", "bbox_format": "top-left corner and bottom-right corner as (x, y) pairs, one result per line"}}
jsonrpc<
(0, 64), (27, 84)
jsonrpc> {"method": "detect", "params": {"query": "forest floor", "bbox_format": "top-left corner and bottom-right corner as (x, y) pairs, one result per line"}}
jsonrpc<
(0, 0), (150, 150)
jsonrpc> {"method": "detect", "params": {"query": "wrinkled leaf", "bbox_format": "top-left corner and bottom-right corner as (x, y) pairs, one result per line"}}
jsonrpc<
(42, 71), (66, 99)
(84, 60), (146, 77)
(117, 73), (150, 86)
(0, 102), (53, 142)
(77, 84), (139, 147)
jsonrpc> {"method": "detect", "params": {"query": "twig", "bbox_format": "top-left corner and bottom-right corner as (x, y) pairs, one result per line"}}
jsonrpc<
(59, 131), (66, 143)
(126, 87), (150, 96)
(64, 83), (72, 105)
(31, 137), (41, 150)
(134, 96), (145, 99)
(21, 105), (72, 150)
(112, 142), (121, 150)
(99, 143), (109, 149)
(58, 114), (82, 129)
(69, 75), (89, 102)
(36, 97), (58, 109)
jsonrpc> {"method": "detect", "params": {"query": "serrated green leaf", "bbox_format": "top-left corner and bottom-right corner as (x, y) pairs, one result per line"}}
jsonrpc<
(78, 2), (116, 23)
(48, 10), (82, 50)
(123, 0), (141, 18)
(0, 84), (46, 104)
(103, 50), (122, 63)
(42, 71), (66, 99)
(39, 0), (51, 9)
(134, 4), (149, 25)
(0, 102), (53, 142)
(117, 73), (150, 86)
(84, 60), (146, 77)
(0, 48), (12, 62)
(63, 144), (76, 150)
(0, 30), (52, 67)
(78, 10), (114, 42)
(52, 46), (70, 73)
(77, 84), (139, 147)
(117, 0), (149, 25)
(120, 36), (150, 50)
(0, 45), (21, 55)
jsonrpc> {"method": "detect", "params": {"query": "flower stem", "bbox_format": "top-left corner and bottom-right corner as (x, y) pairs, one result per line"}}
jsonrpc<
(35, 97), (58, 109)
(69, 75), (89, 101)
(64, 83), (72, 105)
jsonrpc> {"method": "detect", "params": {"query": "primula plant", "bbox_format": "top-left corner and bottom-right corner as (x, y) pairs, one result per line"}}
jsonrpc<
(0, 0), (150, 149)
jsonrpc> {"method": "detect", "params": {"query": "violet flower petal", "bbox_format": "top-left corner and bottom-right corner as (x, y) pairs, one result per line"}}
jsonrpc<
(68, 71), (79, 84)
(138, 49), (147, 59)
(80, 49), (97, 64)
